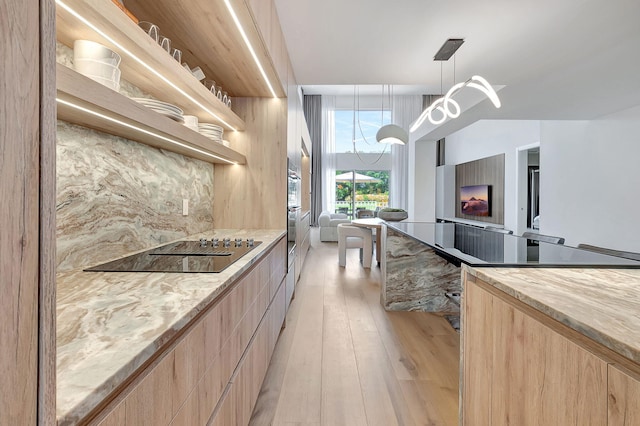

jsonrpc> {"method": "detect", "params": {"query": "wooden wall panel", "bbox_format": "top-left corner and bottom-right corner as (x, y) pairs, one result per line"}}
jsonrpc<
(40, 0), (58, 423)
(214, 97), (287, 229)
(455, 154), (505, 224)
(0, 0), (44, 423)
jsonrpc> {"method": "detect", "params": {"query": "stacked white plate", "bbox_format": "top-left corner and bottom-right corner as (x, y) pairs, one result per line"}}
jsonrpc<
(131, 98), (184, 123)
(198, 123), (224, 142)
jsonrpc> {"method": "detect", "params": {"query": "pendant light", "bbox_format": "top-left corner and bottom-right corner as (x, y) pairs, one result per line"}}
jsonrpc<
(376, 124), (408, 145)
(376, 84), (408, 145)
(409, 38), (502, 133)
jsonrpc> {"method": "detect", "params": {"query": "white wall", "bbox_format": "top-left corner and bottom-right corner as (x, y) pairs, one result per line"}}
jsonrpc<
(408, 140), (437, 221)
(444, 120), (541, 231)
(541, 105), (640, 251)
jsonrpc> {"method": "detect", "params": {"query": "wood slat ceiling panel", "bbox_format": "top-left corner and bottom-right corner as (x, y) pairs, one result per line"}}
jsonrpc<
(125, 0), (285, 98)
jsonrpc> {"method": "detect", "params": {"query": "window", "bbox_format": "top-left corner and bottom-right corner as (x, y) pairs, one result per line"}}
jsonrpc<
(335, 170), (390, 216)
(335, 110), (390, 153)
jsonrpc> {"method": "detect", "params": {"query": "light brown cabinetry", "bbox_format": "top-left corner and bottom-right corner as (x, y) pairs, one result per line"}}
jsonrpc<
(92, 238), (286, 426)
(463, 274), (609, 425)
(608, 364), (640, 425)
(296, 211), (311, 282)
(463, 272), (640, 426)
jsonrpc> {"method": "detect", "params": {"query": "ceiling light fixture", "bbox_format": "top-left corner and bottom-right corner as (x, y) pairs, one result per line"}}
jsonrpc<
(376, 84), (408, 145)
(409, 38), (501, 133)
(376, 124), (408, 145)
(410, 76), (501, 132)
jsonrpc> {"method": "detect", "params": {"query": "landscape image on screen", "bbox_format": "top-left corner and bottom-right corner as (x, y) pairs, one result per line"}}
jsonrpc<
(460, 185), (491, 216)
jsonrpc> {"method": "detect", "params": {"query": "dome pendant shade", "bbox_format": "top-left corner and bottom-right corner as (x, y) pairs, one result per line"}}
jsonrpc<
(376, 124), (408, 145)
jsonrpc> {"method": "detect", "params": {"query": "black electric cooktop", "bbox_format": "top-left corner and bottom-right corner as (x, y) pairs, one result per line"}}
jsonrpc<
(85, 239), (262, 273)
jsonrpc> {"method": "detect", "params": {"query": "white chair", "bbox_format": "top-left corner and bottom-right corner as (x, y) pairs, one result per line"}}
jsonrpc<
(337, 223), (372, 268)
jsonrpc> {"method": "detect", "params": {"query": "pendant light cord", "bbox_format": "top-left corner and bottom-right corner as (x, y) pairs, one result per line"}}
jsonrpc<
(351, 85), (388, 165)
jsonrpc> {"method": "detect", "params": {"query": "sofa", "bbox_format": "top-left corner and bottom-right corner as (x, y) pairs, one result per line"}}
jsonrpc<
(318, 211), (350, 242)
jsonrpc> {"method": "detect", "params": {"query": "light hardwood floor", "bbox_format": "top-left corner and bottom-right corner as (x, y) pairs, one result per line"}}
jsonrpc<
(249, 228), (460, 426)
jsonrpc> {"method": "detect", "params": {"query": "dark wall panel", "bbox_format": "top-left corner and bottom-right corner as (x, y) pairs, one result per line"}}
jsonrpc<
(455, 154), (505, 225)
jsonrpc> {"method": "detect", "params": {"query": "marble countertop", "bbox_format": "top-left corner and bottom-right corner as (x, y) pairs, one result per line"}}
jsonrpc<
(56, 229), (286, 424)
(387, 222), (640, 267)
(464, 266), (640, 365)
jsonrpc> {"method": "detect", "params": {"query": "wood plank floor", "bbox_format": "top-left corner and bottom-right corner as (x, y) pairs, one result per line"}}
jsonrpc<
(249, 228), (460, 426)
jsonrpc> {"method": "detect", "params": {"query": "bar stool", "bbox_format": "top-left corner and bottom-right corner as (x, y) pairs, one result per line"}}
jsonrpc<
(337, 223), (373, 268)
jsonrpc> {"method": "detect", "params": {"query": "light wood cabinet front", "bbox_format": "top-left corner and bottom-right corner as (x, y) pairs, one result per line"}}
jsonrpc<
(461, 274), (493, 426)
(608, 364), (640, 425)
(90, 239), (286, 426)
(463, 275), (608, 425)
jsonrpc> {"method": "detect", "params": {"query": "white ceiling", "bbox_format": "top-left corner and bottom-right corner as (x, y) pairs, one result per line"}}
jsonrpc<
(274, 0), (640, 126)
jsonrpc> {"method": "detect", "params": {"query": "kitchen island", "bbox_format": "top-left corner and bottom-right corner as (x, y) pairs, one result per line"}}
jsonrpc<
(380, 222), (640, 312)
(56, 229), (286, 425)
(462, 266), (640, 425)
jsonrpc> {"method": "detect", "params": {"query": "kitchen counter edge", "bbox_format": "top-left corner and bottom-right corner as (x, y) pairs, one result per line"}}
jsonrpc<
(463, 265), (640, 365)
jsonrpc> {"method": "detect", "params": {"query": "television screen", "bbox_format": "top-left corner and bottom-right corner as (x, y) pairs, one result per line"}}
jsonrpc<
(460, 185), (491, 216)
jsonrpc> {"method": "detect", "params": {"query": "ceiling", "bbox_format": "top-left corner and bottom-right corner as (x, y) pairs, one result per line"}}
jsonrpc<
(273, 0), (640, 131)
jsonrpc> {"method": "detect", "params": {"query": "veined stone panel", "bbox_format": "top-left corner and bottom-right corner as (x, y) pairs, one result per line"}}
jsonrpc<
(382, 228), (461, 312)
(56, 122), (214, 272)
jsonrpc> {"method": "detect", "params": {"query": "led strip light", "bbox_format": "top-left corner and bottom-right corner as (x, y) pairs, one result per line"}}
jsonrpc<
(410, 75), (501, 132)
(56, 0), (239, 131)
(57, 98), (238, 164)
(223, 0), (278, 98)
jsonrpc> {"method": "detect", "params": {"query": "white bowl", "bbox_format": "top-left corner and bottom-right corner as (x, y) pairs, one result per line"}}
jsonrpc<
(74, 59), (121, 82)
(73, 40), (121, 66)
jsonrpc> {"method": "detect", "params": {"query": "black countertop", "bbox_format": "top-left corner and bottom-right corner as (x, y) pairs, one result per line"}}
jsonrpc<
(386, 222), (640, 268)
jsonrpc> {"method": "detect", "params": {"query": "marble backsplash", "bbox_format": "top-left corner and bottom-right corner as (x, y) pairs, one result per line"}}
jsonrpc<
(56, 43), (214, 272)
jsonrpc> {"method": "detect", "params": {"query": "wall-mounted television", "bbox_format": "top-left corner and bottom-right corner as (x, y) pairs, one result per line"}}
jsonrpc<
(460, 184), (491, 217)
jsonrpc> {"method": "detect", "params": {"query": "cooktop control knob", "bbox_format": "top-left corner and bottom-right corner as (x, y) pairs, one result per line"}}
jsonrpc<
(199, 238), (208, 247)
(247, 238), (254, 247)
(235, 238), (243, 247)
(212, 237), (219, 247)
(223, 237), (231, 248)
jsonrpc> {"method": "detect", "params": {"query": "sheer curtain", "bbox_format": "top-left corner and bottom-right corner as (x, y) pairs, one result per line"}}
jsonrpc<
(389, 95), (422, 209)
(321, 96), (337, 213)
(304, 95), (322, 226)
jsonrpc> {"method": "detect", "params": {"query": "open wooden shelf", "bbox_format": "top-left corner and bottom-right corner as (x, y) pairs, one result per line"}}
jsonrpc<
(57, 64), (247, 165)
(56, 0), (245, 132)
(125, 0), (286, 98)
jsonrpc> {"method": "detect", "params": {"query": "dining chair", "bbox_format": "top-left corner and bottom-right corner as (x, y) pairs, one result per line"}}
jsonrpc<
(337, 224), (372, 268)
(356, 209), (375, 219)
(522, 231), (565, 245)
(577, 243), (640, 261)
(484, 226), (513, 234)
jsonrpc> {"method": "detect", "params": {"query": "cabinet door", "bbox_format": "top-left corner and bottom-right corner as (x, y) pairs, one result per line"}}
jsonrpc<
(463, 278), (608, 426)
(609, 364), (640, 425)
(490, 292), (607, 425)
